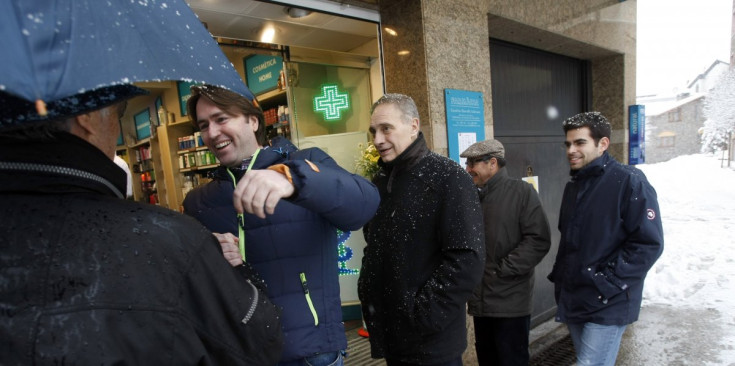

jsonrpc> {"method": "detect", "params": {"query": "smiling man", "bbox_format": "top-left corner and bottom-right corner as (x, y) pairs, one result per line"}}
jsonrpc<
(549, 111), (664, 366)
(461, 139), (550, 366)
(358, 93), (485, 366)
(182, 84), (379, 366)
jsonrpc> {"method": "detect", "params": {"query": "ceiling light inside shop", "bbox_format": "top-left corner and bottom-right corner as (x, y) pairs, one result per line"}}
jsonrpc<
(285, 7), (312, 18)
(260, 26), (276, 43)
(384, 27), (398, 36)
(397, 50), (410, 56)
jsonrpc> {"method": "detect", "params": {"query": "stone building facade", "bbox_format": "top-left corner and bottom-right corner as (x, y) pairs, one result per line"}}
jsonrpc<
(646, 95), (705, 163)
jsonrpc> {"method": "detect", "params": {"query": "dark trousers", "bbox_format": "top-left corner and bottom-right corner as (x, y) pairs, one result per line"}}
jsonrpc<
(473, 315), (530, 366)
(386, 357), (462, 366)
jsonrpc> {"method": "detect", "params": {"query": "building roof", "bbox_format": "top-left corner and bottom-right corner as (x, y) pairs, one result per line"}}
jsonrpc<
(643, 93), (705, 117)
(687, 60), (730, 89)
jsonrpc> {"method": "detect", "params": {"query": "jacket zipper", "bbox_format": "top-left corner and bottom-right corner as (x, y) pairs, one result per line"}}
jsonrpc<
(241, 279), (259, 325)
(227, 168), (247, 261)
(299, 272), (319, 326)
(225, 149), (262, 262)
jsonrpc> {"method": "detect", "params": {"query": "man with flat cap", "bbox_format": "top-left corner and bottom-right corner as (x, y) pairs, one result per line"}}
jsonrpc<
(0, 85), (283, 365)
(461, 139), (551, 366)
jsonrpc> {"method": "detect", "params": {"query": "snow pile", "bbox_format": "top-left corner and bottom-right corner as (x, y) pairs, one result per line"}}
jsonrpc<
(638, 153), (735, 312)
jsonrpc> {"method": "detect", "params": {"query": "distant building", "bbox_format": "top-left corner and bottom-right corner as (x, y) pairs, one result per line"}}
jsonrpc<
(644, 94), (705, 163)
(686, 60), (729, 95)
(638, 60), (730, 163)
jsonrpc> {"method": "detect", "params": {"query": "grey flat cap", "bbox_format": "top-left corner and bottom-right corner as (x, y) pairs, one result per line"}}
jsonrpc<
(460, 139), (505, 159)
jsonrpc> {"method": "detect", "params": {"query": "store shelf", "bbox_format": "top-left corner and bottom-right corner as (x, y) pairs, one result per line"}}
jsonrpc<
(177, 146), (209, 154)
(168, 119), (193, 127)
(128, 137), (151, 148)
(180, 163), (219, 173)
(257, 89), (286, 104)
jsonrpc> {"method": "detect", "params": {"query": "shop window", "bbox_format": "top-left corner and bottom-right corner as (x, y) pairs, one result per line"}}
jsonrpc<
(288, 62), (372, 139)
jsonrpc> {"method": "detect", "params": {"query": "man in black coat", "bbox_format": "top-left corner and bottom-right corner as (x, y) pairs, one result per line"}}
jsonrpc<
(0, 86), (283, 365)
(462, 139), (551, 366)
(358, 93), (485, 366)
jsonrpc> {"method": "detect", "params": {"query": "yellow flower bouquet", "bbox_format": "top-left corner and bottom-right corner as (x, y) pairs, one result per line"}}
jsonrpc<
(355, 142), (381, 180)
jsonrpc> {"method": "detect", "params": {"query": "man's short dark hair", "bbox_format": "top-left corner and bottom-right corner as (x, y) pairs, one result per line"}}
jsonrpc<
(562, 112), (611, 145)
(187, 85), (266, 146)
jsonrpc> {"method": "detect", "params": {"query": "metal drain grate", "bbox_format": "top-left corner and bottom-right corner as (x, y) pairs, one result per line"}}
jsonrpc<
(529, 334), (576, 366)
(345, 333), (386, 366)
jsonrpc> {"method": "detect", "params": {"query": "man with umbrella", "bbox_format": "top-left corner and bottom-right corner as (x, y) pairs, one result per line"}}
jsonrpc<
(0, 0), (284, 364)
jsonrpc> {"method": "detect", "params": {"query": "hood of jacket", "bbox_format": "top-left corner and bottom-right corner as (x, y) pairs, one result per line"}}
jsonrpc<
(212, 136), (298, 181)
(0, 132), (127, 198)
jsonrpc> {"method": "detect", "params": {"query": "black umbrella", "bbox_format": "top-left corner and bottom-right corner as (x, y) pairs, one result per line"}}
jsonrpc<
(0, 0), (254, 127)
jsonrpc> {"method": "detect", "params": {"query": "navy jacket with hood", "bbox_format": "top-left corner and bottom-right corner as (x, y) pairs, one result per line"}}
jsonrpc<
(183, 137), (379, 362)
(549, 152), (664, 325)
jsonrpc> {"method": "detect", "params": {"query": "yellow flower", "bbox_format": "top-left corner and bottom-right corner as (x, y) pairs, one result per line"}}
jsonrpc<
(355, 142), (381, 180)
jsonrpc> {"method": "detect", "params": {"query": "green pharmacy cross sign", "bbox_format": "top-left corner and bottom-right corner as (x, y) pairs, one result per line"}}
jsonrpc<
(313, 84), (350, 121)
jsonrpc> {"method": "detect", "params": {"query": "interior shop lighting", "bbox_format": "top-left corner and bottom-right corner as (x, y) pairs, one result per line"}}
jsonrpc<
(285, 7), (312, 18)
(384, 27), (398, 36)
(260, 25), (276, 43)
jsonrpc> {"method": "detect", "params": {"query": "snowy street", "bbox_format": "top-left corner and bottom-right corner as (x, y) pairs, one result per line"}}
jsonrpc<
(618, 153), (735, 365)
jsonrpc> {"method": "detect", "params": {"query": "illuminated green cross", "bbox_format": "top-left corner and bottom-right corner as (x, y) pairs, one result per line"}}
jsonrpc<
(313, 84), (350, 121)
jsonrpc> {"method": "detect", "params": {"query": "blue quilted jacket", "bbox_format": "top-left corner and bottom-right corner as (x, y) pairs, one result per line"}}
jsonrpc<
(183, 137), (379, 362)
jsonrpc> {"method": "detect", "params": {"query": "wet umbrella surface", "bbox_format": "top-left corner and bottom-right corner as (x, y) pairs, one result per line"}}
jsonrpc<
(0, 0), (253, 126)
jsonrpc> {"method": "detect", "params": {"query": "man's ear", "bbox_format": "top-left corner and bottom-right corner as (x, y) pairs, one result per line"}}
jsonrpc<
(598, 136), (610, 152)
(410, 117), (420, 137)
(248, 115), (259, 133)
(70, 112), (97, 139)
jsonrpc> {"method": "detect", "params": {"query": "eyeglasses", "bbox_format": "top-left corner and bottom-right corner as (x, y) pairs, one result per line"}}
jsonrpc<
(465, 157), (491, 167)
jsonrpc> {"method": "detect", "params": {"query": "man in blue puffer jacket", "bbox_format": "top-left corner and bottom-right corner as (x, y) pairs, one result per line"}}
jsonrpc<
(549, 111), (664, 366)
(182, 85), (380, 366)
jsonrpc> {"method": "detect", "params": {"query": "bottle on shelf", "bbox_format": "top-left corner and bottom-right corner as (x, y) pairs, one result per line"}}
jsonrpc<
(157, 105), (168, 126)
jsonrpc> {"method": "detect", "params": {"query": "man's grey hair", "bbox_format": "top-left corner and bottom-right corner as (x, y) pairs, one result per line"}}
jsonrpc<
(371, 93), (419, 124)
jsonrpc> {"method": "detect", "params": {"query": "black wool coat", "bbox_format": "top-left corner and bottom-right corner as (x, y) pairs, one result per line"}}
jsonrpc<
(0, 133), (283, 365)
(358, 133), (485, 364)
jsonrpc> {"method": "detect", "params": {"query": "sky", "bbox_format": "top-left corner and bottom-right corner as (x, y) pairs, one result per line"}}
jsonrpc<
(635, 153), (735, 363)
(637, 0), (732, 96)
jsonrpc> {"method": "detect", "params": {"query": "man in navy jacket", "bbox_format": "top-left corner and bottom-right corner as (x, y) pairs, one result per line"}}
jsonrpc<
(182, 85), (380, 365)
(548, 112), (663, 366)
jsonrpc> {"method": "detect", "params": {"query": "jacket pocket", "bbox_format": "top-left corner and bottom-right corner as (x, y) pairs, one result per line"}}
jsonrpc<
(299, 272), (319, 326)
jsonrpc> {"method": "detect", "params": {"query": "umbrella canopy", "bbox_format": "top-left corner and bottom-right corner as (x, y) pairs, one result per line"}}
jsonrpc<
(0, 0), (254, 127)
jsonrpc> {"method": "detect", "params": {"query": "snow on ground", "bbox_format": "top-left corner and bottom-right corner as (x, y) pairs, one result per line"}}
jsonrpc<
(639, 154), (735, 310)
(637, 153), (735, 363)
